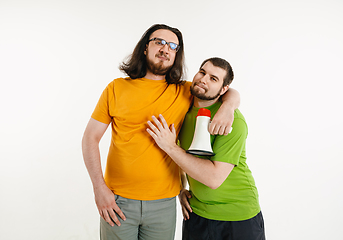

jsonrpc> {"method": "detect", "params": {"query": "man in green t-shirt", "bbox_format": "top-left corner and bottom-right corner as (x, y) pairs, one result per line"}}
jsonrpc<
(147, 57), (265, 240)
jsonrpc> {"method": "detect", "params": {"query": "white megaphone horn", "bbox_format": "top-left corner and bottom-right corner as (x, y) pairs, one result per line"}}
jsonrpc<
(186, 108), (215, 156)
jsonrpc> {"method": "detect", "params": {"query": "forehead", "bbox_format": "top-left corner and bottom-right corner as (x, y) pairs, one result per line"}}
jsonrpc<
(201, 61), (227, 81)
(150, 29), (179, 44)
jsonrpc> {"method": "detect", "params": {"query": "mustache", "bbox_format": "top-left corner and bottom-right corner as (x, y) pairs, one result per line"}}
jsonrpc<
(193, 82), (207, 90)
(155, 52), (170, 61)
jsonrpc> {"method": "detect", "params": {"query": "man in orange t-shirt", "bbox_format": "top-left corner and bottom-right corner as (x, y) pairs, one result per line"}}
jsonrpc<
(82, 24), (240, 240)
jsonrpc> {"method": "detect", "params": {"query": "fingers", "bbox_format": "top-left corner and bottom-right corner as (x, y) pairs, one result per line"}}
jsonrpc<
(103, 209), (120, 227)
(147, 114), (174, 135)
(208, 122), (221, 135)
(102, 204), (127, 227)
(147, 115), (165, 135)
(95, 191), (126, 227)
(113, 204), (126, 221)
(151, 115), (162, 129)
(183, 196), (192, 213)
(181, 199), (192, 220)
(147, 119), (159, 133)
(179, 190), (193, 220)
(152, 114), (170, 133)
(225, 127), (233, 135)
(208, 122), (229, 135)
(208, 121), (217, 135)
(182, 206), (190, 220)
(171, 123), (176, 135)
(158, 114), (169, 129)
(147, 121), (158, 139)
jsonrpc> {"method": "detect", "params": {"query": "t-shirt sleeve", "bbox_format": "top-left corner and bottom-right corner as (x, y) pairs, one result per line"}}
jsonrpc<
(211, 118), (247, 165)
(91, 83), (113, 124)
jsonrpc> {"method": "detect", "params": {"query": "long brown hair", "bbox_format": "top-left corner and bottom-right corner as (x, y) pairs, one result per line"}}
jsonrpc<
(119, 24), (185, 84)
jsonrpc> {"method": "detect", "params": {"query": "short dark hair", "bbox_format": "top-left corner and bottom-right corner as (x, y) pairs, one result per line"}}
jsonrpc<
(119, 24), (185, 84)
(200, 57), (234, 86)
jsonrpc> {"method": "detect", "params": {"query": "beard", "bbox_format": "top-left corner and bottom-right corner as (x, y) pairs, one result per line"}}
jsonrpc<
(190, 84), (222, 101)
(146, 52), (173, 76)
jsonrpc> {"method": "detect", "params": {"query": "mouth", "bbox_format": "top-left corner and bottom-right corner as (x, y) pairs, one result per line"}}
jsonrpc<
(156, 53), (170, 61)
(194, 83), (207, 91)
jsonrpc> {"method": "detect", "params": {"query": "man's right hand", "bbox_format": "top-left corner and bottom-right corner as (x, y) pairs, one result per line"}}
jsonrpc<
(94, 185), (126, 227)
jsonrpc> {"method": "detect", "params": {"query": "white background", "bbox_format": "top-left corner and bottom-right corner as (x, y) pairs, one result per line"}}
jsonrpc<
(1, 0), (342, 239)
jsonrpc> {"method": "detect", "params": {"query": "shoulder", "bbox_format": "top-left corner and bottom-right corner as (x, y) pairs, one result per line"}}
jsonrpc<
(109, 77), (130, 85)
(106, 77), (131, 89)
(234, 109), (246, 121)
(173, 80), (192, 99)
(182, 81), (192, 89)
(232, 109), (248, 134)
(181, 81), (192, 97)
(173, 80), (191, 89)
(184, 81), (192, 87)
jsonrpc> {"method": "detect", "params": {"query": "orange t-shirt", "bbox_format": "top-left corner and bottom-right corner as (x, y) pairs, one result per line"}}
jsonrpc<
(91, 77), (192, 200)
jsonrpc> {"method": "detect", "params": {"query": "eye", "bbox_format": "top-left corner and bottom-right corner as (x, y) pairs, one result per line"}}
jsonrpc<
(170, 43), (177, 50)
(211, 77), (218, 82)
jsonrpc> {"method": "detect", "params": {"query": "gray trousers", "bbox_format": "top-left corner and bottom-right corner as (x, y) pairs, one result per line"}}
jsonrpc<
(100, 195), (177, 240)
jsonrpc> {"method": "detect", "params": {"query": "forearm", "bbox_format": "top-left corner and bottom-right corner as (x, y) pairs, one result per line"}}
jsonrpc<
(208, 88), (240, 135)
(146, 114), (230, 189)
(82, 136), (107, 190)
(166, 144), (219, 189)
(221, 88), (240, 110)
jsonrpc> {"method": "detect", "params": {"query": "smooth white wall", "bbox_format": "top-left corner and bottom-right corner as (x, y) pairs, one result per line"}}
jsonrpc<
(1, 0), (342, 239)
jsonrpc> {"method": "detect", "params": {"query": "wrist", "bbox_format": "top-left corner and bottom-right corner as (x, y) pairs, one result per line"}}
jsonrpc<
(164, 143), (181, 155)
(93, 181), (108, 192)
(178, 188), (187, 197)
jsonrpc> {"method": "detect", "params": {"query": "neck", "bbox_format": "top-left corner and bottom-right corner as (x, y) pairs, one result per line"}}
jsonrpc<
(193, 97), (219, 108)
(144, 71), (166, 80)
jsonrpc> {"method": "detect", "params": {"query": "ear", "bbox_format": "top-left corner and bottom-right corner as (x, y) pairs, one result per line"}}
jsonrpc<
(220, 85), (230, 96)
(144, 44), (148, 55)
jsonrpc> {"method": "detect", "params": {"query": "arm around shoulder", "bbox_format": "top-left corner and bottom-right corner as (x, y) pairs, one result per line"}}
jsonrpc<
(221, 88), (240, 109)
(209, 88), (240, 135)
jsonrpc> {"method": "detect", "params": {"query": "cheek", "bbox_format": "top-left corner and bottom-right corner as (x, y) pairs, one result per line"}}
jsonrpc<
(192, 78), (199, 86)
(146, 46), (155, 56)
(169, 52), (176, 61)
(193, 73), (201, 81)
(146, 49), (156, 61)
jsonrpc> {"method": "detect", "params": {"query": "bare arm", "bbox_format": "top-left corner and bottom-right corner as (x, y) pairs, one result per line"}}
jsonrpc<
(147, 115), (234, 189)
(209, 88), (240, 135)
(82, 118), (126, 226)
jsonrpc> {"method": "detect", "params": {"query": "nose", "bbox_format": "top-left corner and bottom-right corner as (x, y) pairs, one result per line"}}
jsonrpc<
(199, 74), (210, 84)
(159, 43), (170, 53)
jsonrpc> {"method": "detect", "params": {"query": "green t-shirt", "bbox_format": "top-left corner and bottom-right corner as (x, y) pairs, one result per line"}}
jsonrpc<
(179, 102), (260, 221)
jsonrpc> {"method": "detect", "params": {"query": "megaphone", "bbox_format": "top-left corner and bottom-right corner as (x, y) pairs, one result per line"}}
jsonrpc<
(186, 108), (215, 156)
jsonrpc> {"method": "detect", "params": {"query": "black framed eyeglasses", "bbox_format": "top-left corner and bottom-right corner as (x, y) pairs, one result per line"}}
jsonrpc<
(148, 37), (180, 52)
